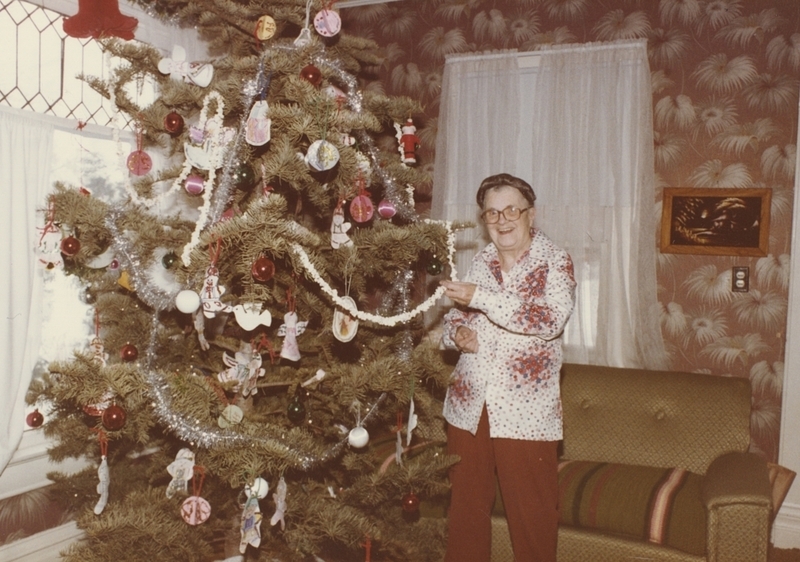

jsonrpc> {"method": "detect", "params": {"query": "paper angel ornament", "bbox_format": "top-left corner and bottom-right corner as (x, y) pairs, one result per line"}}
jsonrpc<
(270, 476), (287, 530)
(88, 336), (108, 367)
(218, 343), (265, 396)
(166, 448), (195, 498)
(158, 45), (214, 87)
(277, 311), (307, 361)
(93, 455), (110, 514)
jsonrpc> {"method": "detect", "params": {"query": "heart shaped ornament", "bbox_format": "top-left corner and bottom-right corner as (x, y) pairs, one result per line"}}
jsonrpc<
(332, 296), (359, 342)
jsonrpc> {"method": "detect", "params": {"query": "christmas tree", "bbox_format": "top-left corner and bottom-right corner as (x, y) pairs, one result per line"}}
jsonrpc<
(28, 1), (463, 560)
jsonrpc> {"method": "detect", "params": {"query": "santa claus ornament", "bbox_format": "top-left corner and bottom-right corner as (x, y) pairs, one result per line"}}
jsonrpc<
(395, 118), (421, 165)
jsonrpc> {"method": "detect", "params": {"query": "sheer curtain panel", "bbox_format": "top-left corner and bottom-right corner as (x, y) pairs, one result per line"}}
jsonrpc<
(0, 108), (54, 473)
(432, 41), (667, 369)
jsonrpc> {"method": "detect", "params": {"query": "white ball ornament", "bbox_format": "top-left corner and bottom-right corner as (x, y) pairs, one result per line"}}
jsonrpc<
(246, 477), (270, 499)
(348, 426), (369, 448)
(175, 290), (201, 313)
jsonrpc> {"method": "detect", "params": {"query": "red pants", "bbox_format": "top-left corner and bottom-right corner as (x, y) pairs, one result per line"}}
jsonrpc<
(444, 408), (559, 562)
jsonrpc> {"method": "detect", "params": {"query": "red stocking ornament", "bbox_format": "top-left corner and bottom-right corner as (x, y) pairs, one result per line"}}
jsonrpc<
(63, 0), (138, 40)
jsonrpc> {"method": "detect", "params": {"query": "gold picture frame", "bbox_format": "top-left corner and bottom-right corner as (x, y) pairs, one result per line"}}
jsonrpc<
(660, 187), (771, 257)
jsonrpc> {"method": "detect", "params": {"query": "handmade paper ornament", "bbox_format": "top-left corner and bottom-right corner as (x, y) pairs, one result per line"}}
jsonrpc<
(348, 426), (369, 448)
(406, 398), (418, 447)
(254, 15), (276, 41)
(88, 336), (108, 367)
(200, 266), (232, 319)
(239, 491), (263, 553)
(246, 100), (271, 146)
(246, 477), (270, 500)
(323, 84), (347, 104)
(299, 64), (322, 87)
(166, 448), (195, 499)
(163, 111), (183, 135)
(270, 476), (287, 530)
(332, 296), (358, 343)
(175, 289), (201, 314)
(232, 302), (272, 331)
(119, 343), (138, 362)
(377, 199), (397, 219)
(218, 404), (244, 428)
(349, 192), (374, 223)
(101, 403), (127, 431)
(158, 45), (214, 88)
(305, 139), (339, 171)
(396, 118), (421, 165)
(402, 491), (420, 513)
(62, 0), (138, 40)
(26, 409), (44, 428)
(251, 255), (275, 282)
(314, 8), (341, 37)
(117, 270), (133, 291)
(218, 343), (265, 397)
(86, 247), (114, 269)
(60, 235), (81, 256)
(184, 174), (205, 195)
(330, 205), (353, 249)
(36, 223), (64, 270)
(184, 93), (235, 170)
(277, 311), (308, 361)
(182, 494), (211, 525)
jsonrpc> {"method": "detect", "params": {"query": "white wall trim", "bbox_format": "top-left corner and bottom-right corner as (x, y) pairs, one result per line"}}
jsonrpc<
(0, 521), (84, 561)
(773, 501), (800, 548)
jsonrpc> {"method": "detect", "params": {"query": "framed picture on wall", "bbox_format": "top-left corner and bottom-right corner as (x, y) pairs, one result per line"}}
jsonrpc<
(660, 187), (771, 257)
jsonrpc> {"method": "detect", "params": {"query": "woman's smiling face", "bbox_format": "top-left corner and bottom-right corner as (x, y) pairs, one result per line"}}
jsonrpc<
(483, 185), (536, 259)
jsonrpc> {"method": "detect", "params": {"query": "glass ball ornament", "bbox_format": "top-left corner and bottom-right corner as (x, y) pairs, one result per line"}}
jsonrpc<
(60, 236), (81, 256)
(175, 290), (201, 314)
(350, 194), (374, 223)
(232, 162), (256, 190)
(120, 343), (138, 362)
(164, 111), (184, 135)
(246, 477), (270, 499)
(348, 426), (369, 448)
(402, 491), (420, 513)
(251, 255), (275, 283)
(300, 64), (322, 87)
(377, 199), (397, 219)
(101, 404), (127, 431)
(162, 252), (178, 269)
(26, 409), (44, 428)
(287, 396), (306, 424)
(185, 174), (205, 196)
(426, 257), (444, 276)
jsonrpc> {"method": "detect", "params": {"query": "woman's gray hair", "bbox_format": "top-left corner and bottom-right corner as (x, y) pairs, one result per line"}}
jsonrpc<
(476, 173), (537, 209)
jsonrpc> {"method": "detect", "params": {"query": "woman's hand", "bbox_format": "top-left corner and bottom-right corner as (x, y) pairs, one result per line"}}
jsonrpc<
(453, 326), (479, 353)
(441, 280), (476, 307)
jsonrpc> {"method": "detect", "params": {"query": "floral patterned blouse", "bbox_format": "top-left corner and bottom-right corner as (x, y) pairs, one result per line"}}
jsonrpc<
(442, 229), (576, 441)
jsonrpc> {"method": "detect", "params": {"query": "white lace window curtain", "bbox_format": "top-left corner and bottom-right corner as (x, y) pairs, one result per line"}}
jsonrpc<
(432, 40), (667, 369)
(0, 108), (54, 474)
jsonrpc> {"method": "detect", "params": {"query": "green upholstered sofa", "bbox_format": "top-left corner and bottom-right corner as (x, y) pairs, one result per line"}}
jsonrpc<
(490, 363), (773, 562)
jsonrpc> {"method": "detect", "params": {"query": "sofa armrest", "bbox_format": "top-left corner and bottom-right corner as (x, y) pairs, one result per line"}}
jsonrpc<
(702, 451), (771, 562)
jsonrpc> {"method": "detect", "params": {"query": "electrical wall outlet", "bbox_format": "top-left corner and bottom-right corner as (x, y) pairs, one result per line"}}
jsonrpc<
(732, 266), (749, 292)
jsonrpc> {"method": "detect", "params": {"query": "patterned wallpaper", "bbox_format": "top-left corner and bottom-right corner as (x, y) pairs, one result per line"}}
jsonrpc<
(344, 0), (800, 462)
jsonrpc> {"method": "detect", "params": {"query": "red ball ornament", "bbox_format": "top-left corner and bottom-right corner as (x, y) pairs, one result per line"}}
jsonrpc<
(127, 150), (152, 176)
(120, 343), (139, 362)
(402, 491), (420, 513)
(300, 64), (322, 87)
(251, 255), (275, 283)
(164, 111), (184, 135)
(350, 194), (374, 223)
(60, 236), (81, 256)
(26, 409), (44, 428)
(101, 404), (127, 431)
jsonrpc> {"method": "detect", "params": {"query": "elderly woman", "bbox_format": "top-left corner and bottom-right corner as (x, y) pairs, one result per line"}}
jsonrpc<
(440, 173), (576, 562)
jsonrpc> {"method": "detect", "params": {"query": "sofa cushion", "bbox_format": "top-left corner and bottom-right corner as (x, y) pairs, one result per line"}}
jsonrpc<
(558, 460), (706, 556)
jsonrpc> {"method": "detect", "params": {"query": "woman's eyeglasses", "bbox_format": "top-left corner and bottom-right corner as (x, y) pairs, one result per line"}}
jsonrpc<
(480, 206), (531, 224)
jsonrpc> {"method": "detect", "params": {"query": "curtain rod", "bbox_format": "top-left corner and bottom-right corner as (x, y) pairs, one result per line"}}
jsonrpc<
(444, 39), (647, 64)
